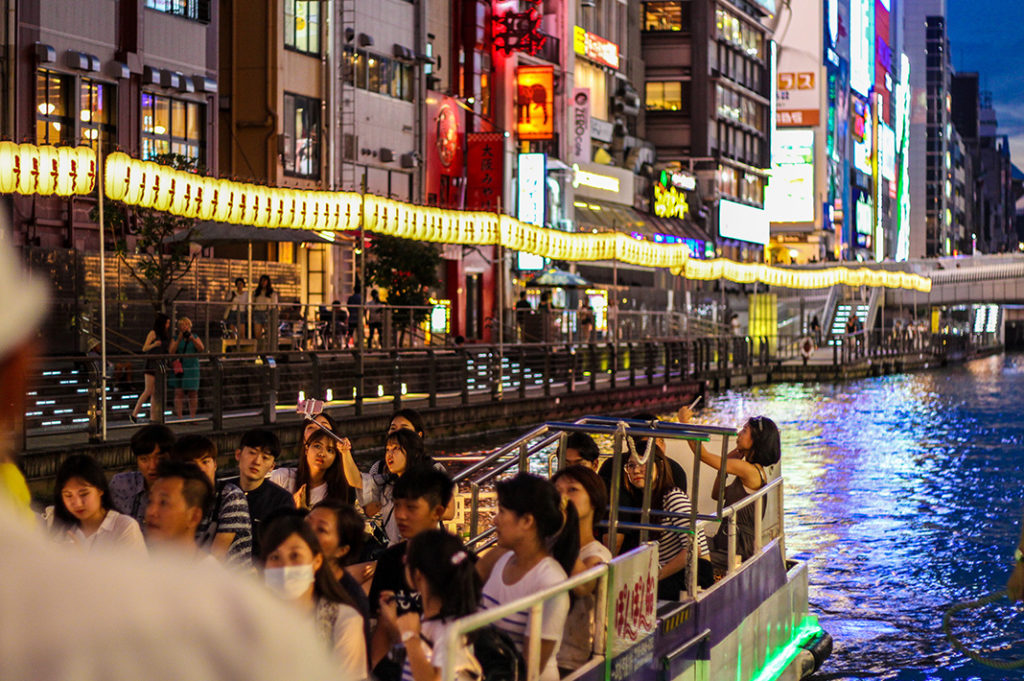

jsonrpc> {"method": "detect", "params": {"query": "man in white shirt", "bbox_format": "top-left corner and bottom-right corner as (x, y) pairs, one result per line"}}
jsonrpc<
(0, 234), (339, 681)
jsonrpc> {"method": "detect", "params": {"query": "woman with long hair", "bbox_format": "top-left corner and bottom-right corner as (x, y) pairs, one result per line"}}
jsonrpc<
(43, 454), (146, 554)
(271, 428), (353, 509)
(677, 406), (781, 560)
(550, 465), (611, 672)
(378, 530), (481, 681)
(307, 500), (372, 618)
(299, 411), (362, 491)
(478, 473), (579, 681)
(130, 313), (170, 423)
(261, 512), (367, 681)
(363, 428), (437, 545)
(253, 274), (277, 340)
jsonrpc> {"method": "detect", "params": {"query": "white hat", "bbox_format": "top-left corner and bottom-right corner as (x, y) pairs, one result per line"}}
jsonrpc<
(0, 234), (48, 359)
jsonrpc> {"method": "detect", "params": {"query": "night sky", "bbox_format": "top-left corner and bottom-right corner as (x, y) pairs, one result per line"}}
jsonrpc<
(946, 0), (1024, 168)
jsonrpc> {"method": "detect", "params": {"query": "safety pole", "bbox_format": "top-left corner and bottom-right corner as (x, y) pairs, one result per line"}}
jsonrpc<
(97, 130), (108, 440)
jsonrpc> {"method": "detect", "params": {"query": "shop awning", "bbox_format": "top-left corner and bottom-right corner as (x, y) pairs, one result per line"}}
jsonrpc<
(165, 222), (337, 246)
(573, 199), (707, 242)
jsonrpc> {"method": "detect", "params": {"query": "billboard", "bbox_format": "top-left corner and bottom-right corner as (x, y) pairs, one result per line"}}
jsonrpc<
(767, 129), (815, 223)
(517, 66), (554, 140)
(517, 153), (546, 227)
(878, 122), (895, 181)
(776, 0), (821, 128)
(466, 133), (504, 212)
(850, 0), (874, 97)
(719, 199), (769, 245)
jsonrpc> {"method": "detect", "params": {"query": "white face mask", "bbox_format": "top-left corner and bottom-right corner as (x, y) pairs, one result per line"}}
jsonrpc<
(264, 565), (315, 599)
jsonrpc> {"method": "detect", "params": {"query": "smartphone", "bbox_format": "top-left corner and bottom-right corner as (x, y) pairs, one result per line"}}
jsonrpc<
(297, 398), (325, 418)
(394, 589), (423, 616)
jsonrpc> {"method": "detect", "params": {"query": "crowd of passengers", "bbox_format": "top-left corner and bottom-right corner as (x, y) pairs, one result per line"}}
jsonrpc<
(34, 405), (780, 681)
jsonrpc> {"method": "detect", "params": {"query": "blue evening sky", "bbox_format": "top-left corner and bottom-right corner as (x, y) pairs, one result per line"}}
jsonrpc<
(946, 0), (1024, 167)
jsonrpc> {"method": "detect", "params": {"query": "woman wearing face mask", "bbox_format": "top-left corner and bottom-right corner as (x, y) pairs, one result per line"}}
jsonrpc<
(378, 530), (481, 681)
(271, 428), (353, 509)
(43, 454), (146, 555)
(677, 406), (781, 560)
(261, 512), (367, 681)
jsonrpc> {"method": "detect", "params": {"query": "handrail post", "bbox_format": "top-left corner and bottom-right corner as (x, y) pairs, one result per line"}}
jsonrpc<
(608, 341), (617, 388)
(154, 362), (167, 424)
(753, 495), (763, 554)
(526, 602), (544, 681)
(427, 349), (438, 408)
(518, 442), (529, 473)
(555, 430), (568, 470)
(391, 349), (402, 409)
(543, 344), (552, 397)
(628, 341), (636, 386)
(310, 352), (322, 401)
(353, 349), (364, 416)
(262, 355), (278, 425)
(589, 343), (597, 391)
(518, 347), (527, 399)
(726, 516), (737, 574)
(663, 341), (672, 385)
(211, 355), (224, 431)
(566, 344), (576, 394)
(469, 482), (480, 542)
(777, 483), (786, 558)
(460, 348), (470, 405)
(605, 428), (624, 554)
(645, 341), (654, 385)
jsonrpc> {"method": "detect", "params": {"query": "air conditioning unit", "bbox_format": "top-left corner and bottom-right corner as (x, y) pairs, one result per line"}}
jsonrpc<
(380, 148), (394, 163)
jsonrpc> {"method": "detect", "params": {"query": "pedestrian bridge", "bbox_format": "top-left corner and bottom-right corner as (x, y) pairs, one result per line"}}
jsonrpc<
(888, 256), (1024, 307)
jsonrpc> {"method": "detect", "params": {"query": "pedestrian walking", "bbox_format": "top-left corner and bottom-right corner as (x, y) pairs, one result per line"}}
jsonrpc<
(130, 313), (170, 424)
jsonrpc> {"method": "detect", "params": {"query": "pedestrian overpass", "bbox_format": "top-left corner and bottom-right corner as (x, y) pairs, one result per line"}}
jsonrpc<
(885, 255), (1024, 307)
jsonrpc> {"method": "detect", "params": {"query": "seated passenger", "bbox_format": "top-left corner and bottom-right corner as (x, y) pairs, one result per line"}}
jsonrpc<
(622, 451), (711, 600)
(261, 512), (368, 681)
(363, 429), (447, 546)
(169, 434), (253, 569)
(234, 428), (294, 558)
(677, 406), (781, 561)
(369, 467), (455, 681)
(551, 465), (611, 674)
(378, 529), (482, 681)
(563, 432), (600, 471)
(43, 454), (146, 555)
(144, 460), (214, 563)
(307, 499), (372, 619)
(477, 473), (578, 681)
(109, 424), (175, 525)
(272, 425), (354, 508)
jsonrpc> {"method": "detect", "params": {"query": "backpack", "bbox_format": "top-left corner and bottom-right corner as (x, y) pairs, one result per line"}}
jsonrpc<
(470, 625), (525, 681)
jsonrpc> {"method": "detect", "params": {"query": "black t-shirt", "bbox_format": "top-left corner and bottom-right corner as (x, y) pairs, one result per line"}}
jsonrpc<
(368, 541), (408, 616)
(243, 479), (295, 558)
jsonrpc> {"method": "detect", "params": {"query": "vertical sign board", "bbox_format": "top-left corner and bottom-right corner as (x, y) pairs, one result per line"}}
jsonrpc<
(517, 66), (555, 140)
(850, 0), (874, 97)
(425, 91), (465, 207)
(775, 0), (821, 129)
(517, 153), (546, 226)
(466, 133), (504, 212)
(608, 543), (659, 681)
(572, 88), (592, 163)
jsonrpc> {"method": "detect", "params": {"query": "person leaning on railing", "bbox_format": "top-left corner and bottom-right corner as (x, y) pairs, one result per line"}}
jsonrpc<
(677, 405), (781, 562)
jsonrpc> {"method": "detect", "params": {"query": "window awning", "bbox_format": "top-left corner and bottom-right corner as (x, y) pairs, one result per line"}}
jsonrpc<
(573, 199), (708, 242)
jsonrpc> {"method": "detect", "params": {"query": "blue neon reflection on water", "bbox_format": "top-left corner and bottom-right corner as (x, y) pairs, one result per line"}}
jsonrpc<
(698, 353), (1024, 680)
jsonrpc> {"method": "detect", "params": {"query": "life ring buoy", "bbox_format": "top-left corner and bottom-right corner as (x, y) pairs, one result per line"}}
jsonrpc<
(800, 336), (815, 359)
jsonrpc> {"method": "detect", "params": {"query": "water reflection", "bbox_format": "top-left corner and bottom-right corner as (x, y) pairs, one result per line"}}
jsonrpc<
(697, 353), (1024, 680)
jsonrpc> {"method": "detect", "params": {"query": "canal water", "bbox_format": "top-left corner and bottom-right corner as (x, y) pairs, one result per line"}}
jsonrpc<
(695, 352), (1024, 680)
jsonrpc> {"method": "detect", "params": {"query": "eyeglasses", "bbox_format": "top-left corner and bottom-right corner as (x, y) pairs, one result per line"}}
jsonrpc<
(624, 461), (646, 471)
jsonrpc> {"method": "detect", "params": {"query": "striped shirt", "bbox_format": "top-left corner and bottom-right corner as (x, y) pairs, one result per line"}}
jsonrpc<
(657, 488), (710, 567)
(197, 482), (253, 569)
(481, 552), (569, 681)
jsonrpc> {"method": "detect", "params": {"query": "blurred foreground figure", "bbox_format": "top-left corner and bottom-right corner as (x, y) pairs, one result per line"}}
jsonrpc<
(0, 236), (338, 681)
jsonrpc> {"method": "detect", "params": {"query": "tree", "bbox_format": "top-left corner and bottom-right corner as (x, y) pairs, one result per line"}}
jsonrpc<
(92, 153), (200, 312)
(365, 235), (442, 341)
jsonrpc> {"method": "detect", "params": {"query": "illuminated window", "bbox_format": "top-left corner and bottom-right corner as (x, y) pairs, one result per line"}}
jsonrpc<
(574, 61), (607, 120)
(80, 78), (116, 149)
(344, 49), (414, 102)
(36, 70), (72, 145)
(141, 92), (203, 162)
(284, 0), (320, 55)
(145, 0), (210, 23)
(645, 82), (683, 111)
(644, 2), (687, 31)
(283, 93), (320, 179)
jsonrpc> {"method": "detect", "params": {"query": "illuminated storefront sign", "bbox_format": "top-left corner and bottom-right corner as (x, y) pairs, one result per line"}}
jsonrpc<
(853, 99), (872, 175)
(850, 0), (874, 97)
(571, 161), (634, 204)
(572, 89), (592, 163)
(517, 153), (546, 227)
(517, 66), (554, 140)
(493, 0), (546, 56)
(572, 164), (619, 193)
(719, 199), (769, 245)
(878, 122), (896, 182)
(653, 181), (690, 219)
(894, 54), (911, 261)
(767, 129), (814, 223)
(855, 197), (873, 251)
(573, 26), (620, 69)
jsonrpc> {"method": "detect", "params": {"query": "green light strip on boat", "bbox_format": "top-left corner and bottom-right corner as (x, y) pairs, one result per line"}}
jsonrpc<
(749, 616), (823, 681)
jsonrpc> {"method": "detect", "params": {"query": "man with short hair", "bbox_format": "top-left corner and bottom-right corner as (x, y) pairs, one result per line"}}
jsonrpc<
(0, 235), (340, 680)
(169, 434), (253, 569)
(109, 424), (176, 525)
(368, 467), (455, 679)
(564, 431), (601, 470)
(145, 460), (214, 560)
(234, 428), (293, 557)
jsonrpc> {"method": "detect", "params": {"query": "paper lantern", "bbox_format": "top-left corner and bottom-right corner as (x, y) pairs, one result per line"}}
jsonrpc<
(0, 141), (18, 193)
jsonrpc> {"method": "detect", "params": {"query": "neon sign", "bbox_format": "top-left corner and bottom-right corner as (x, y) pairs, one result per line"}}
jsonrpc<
(572, 163), (620, 193)
(573, 26), (620, 69)
(493, 1), (546, 56)
(653, 182), (690, 220)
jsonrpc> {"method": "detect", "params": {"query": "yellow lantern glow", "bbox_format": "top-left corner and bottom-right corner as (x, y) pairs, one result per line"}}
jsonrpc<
(0, 141), (18, 194)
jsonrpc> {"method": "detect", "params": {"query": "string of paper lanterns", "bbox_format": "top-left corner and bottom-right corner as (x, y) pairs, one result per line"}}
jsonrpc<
(0, 143), (932, 292)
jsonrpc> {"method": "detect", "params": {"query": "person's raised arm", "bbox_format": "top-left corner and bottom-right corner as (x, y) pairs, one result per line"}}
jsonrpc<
(677, 405), (763, 491)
